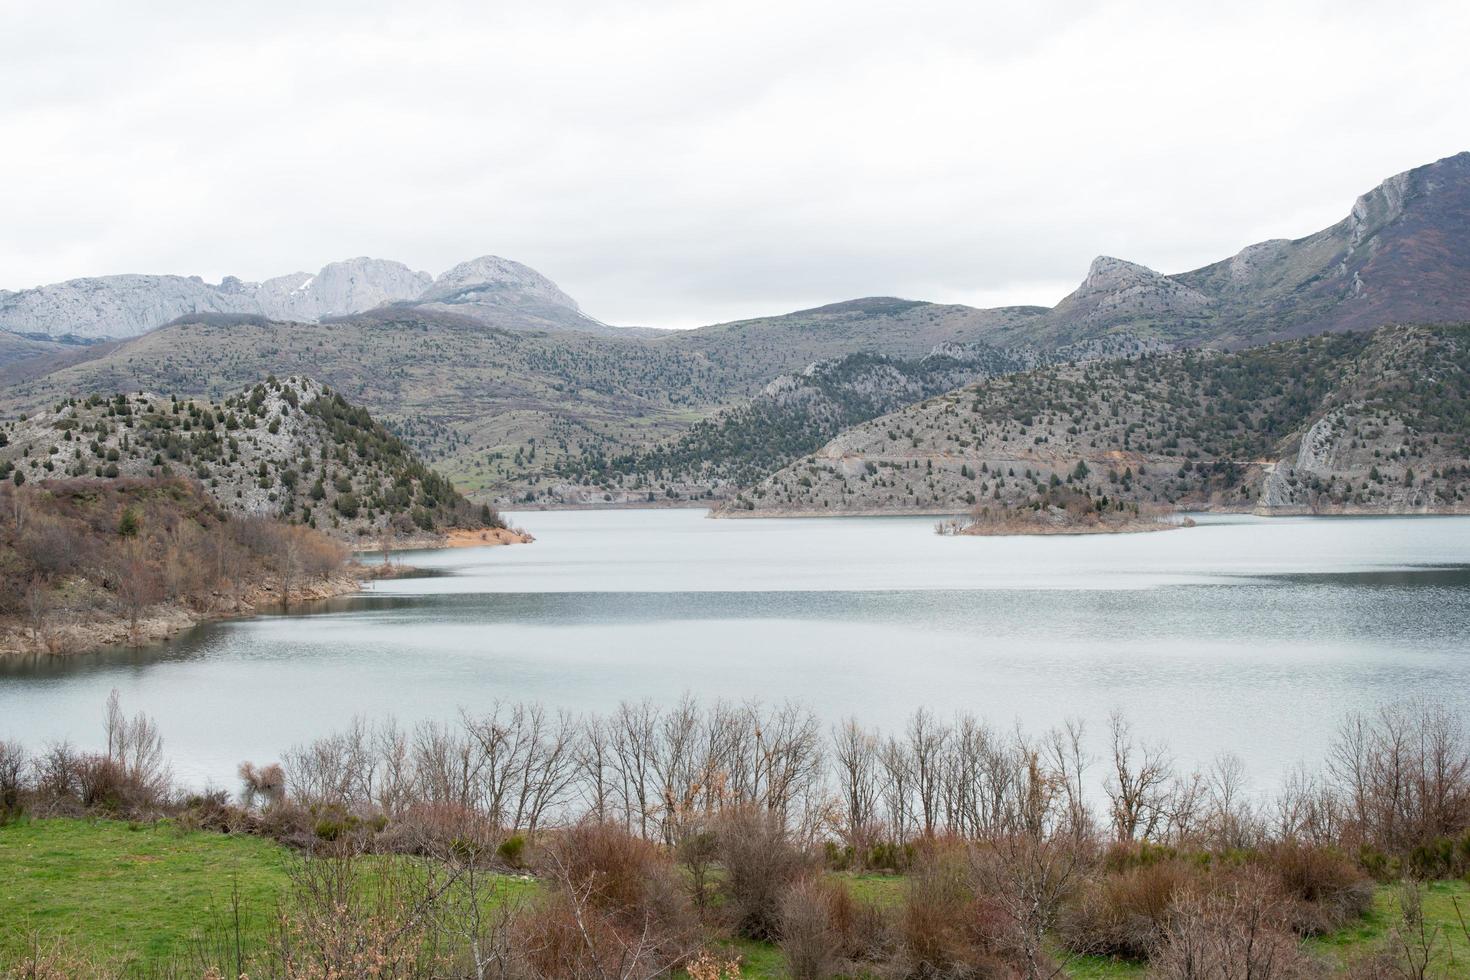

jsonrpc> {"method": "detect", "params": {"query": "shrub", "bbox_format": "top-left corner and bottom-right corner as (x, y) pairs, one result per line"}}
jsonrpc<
(1060, 859), (1200, 959)
(496, 832), (526, 867)
(529, 822), (701, 975)
(1256, 842), (1374, 935)
(779, 877), (841, 980)
(0, 739), (26, 822)
(897, 846), (1022, 977)
(1147, 874), (1325, 979)
(716, 807), (816, 940)
(779, 875), (889, 980)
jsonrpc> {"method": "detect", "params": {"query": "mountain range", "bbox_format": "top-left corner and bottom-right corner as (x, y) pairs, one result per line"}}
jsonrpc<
(0, 254), (620, 342)
(2, 151), (1468, 511)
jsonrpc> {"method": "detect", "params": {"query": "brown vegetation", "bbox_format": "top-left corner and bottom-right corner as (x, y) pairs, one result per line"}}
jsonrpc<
(3, 695), (1470, 978)
(0, 477), (353, 656)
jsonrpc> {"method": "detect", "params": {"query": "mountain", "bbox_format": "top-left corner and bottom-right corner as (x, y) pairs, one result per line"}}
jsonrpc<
(3, 152), (1468, 508)
(0, 299), (1065, 507)
(995, 151), (1470, 348)
(0, 375), (500, 539)
(410, 255), (632, 335)
(546, 333), (1164, 505)
(719, 324), (1470, 518)
(0, 254), (617, 340)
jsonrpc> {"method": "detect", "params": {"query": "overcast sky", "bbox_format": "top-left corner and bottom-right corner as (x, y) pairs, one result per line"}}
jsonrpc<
(2, 0), (1467, 328)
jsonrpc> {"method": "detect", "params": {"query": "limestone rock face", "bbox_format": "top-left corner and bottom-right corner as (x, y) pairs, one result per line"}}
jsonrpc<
(253, 259), (433, 321)
(0, 274), (248, 339)
(1048, 256), (1213, 331)
(0, 254), (575, 339)
(422, 255), (580, 311)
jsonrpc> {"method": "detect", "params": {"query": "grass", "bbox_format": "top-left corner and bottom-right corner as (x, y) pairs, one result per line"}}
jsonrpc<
(0, 817), (293, 968)
(0, 817), (538, 974)
(1311, 878), (1470, 976)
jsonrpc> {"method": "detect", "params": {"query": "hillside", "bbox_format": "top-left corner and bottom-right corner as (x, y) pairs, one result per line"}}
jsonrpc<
(0, 330), (71, 368)
(548, 334), (1164, 504)
(0, 477), (356, 656)
(720, 324), (1470, 520)
(0, 376), (501, 541)
(0, 303), (1060, 507)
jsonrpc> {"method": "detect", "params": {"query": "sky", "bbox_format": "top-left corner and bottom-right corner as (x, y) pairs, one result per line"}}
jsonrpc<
(2, 0), (1468, 329)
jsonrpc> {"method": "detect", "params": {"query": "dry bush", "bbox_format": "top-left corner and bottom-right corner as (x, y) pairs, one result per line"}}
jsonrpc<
(684, 949), (743, 980)
(537, 822), (674, 919)
(716, 807), (817, 941)
(14, 511), (87, 579)
(382, 800), (495, 857)
(1147, 873), (1326, 980)
(239, 760), (287, 809)
(1059, 859), (1201, 960)
(534, 821), (701, 964)
(278, 852), (438, 980)
(1254, 842), (1374, 935)
(778, 875), (889, 980)
(516, 889), (680, 980)
(779, 877), (840, 980)
(896, 846), (1022, 979)
(0, 935), (119, 980)
(1328, 701), (1470, 856)
(524, 823), (703, 979)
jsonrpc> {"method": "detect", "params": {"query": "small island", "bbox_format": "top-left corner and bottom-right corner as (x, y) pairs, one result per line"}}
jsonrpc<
(936, 488), (1193, 536)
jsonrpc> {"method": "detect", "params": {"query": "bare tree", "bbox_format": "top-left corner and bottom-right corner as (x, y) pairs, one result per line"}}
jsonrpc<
(1105, 712), (1175, 842)
(23, 575), (51, 643)
(831, 717), (880, 854)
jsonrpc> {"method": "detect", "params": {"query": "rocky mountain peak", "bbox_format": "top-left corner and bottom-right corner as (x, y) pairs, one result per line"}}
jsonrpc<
(1053, 255), (1213, 329)
(1081, 255), (1163, 291)
(421, 255), (581, 311)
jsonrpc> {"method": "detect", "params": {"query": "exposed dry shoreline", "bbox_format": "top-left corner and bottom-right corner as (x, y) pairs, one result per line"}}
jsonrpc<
(349, 526), (536, 552)
(5, 526), (538, 659)
(0, 571), (364, 660)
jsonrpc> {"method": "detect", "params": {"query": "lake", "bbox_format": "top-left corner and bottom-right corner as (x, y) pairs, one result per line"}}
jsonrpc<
(2, 509), (1469, 794)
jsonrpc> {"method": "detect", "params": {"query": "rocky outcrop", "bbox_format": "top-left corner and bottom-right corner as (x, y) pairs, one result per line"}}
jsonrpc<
(1047, 256), (1213, 332)
(421, 255), (580, 311)
(983, 150), (1470, 347)
(252, 258), (434, 321)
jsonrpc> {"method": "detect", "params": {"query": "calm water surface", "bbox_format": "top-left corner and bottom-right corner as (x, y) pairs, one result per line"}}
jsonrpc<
(3, 509), (1469, 792)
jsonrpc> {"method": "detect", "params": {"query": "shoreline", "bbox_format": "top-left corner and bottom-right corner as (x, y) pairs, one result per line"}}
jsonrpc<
(0, 571), (364, 660)
(6, 527), (536, 660)
(349, 526), (536, 553)
(955, 517), (1192, 537)
(713, 503), (1470, 522)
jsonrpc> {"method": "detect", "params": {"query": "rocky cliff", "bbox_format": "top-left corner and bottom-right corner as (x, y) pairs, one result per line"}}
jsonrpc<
(1000, 151), (1470, 347)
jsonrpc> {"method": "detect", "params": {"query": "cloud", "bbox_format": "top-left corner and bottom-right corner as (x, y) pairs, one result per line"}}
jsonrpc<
(2, 0), (1467, 327)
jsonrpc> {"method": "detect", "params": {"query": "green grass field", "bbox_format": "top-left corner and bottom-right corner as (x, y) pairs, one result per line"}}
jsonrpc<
(0, 817), (293, 968)
(3, 818), (1469, 978)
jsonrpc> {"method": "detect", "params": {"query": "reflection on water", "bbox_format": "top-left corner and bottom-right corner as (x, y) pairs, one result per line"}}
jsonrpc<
(2, 510), (1468, 791)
